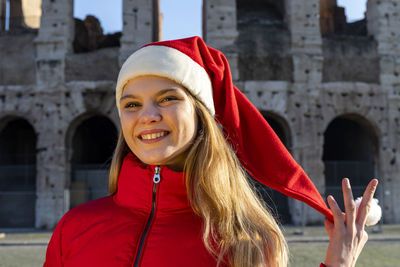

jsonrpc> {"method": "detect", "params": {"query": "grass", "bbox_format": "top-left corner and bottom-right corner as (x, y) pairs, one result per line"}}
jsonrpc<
(289, 241), (400, 267)
(1, 225), (399, 266)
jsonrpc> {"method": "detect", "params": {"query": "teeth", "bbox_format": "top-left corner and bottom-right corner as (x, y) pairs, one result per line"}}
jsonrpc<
(141, 131), (167, 140)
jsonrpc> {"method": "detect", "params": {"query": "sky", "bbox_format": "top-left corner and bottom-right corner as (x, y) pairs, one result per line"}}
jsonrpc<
(74, 0), (367, 39)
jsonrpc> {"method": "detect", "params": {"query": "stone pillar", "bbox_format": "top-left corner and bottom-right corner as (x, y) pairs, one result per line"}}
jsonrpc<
(35, 128), (68, 228)
(34, 0), (74, 86)
(34, 0), (74, 228)
(285, 0), (324, 224)
(203, 0), (239, 80)
(34, 89), (70, 228)
(367, 0), (400, 223)
(367, 0), (400, 88)
(287, 83), (325, 224)
(119, 0), (160, 66)
(285, 0), (323, 84)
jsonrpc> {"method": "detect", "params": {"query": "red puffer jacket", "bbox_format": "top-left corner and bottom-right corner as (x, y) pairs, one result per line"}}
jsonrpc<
(43, 153), (219, 266)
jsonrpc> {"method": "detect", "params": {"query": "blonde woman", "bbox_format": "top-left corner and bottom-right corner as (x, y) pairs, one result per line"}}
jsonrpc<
(44, 37), (380, 267)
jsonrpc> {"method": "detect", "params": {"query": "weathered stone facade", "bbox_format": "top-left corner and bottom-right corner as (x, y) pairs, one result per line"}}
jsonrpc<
(1, 0), (400, 228)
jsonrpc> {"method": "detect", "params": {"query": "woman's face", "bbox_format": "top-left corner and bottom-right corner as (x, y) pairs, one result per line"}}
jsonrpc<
(120, 75), (198, 171)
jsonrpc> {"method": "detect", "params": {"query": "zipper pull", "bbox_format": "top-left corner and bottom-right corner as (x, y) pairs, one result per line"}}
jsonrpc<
(153, 166), (161, 184)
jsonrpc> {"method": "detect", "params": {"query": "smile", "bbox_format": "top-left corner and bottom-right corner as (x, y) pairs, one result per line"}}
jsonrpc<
(140, 131), (168, 140)
(137, 130), (170, 144)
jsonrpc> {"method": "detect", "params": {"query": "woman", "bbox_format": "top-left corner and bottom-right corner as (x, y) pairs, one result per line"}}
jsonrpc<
(44, 37), (380, 267)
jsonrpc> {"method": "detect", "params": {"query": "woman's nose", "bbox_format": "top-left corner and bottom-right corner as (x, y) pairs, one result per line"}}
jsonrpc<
(139, 104), (162, 124)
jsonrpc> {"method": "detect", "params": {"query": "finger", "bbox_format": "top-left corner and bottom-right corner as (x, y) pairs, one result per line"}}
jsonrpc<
(342, 178), (356, 232)
(327, 195), (345, 232)
(357, 179), (378, 229)
(324, 219), (334, 239)
(354, 231), (368, 262)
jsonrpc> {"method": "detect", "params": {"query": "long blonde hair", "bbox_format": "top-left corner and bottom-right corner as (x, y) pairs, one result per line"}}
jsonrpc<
(109, 94), (288, 267)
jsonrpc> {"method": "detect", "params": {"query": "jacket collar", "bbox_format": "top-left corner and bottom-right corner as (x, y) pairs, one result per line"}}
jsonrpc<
(113, 153), (192, 214)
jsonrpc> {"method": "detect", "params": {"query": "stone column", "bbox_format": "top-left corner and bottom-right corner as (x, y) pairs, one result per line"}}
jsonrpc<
(34, 0), (74, 86)
(367, 0), (400, 223)
(285, 0), (323, 84)
(119, 0), (160, 66)
(367, 0), (400, 88)
(203, 0), (239, 80)
(34, 89), (70, 228)
(34, 0), (74, 228)
(285, 0), (324, 224)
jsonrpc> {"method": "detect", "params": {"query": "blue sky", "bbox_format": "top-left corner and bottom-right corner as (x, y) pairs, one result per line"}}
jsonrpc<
(74, 0), (367, 39)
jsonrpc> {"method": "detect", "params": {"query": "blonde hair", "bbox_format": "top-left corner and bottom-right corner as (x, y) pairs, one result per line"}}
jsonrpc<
(109, 94), (288, 267)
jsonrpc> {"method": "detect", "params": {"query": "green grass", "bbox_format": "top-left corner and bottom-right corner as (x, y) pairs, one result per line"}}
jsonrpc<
(1, 226), (399, 266)
(288, 241), (400, 267)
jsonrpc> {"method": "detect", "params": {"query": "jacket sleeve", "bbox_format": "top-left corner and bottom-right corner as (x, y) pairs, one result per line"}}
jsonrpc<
(43, 214), (67, 267)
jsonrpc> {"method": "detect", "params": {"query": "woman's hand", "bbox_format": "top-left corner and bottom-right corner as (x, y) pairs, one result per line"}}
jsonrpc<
(323, 178), (378, 267)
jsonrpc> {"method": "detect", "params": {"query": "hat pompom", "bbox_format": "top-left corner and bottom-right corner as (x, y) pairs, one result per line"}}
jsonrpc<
(355, 197), (382, 226)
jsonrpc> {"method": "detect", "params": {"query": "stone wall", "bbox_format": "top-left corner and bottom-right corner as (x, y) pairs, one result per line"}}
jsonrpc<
(1, 0), (400, 228)
(207, 0), (400, 224)
(322, 36), (379, 83)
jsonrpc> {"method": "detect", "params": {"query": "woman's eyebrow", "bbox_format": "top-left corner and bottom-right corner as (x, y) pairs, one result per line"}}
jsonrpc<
(120, 94), (138, 102)
(155, 88), (179, 96)
(120, 88), (180, 102)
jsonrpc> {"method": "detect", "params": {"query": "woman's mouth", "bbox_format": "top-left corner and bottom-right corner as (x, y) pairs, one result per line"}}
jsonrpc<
(138, 130), (170, 143)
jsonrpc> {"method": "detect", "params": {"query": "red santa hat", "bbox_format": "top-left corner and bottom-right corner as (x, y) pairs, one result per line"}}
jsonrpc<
(115, 36), (381, 224)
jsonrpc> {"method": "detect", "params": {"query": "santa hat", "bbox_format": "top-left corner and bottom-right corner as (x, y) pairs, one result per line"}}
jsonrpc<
(116, 36), (381, 225)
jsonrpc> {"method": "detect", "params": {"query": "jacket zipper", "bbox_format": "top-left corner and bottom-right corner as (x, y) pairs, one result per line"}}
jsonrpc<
(133, 166), (161, 267)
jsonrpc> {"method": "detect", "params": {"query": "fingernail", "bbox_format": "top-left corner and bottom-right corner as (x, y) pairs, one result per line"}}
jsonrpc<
(344, 178), (350, 187)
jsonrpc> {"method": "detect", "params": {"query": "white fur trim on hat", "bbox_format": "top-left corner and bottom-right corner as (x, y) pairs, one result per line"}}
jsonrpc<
(116, 45), (214, 115)
(355, 197), (382, 226)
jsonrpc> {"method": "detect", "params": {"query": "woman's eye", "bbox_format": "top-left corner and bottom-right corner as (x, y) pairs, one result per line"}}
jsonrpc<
(124, 102), (140, 108)
(160, 96), (178, 103)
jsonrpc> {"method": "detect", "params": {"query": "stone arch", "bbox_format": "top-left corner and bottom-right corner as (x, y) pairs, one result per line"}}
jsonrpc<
(261, 110), (292, 151)
(0, 116), (37, 227)
(66, 113), (118, 209)
(323, 113), (379, 209)
(251, 111), (292, 224)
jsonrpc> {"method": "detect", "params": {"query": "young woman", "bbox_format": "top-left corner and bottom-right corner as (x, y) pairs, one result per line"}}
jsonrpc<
(44, 37), (380, 267)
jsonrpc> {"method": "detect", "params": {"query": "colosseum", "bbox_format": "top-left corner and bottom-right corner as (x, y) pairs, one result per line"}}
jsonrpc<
(0, 0), (399, 229)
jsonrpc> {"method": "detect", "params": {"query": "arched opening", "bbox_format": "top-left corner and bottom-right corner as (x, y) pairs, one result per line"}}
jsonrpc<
(323, 115), (378, 210)
(73, 0), (122, 53)
(251, 112), (292, 224)
(236, 0), (292, 81)
(69, 115), (117, 209)
(0, 118), (36, 227)
(320, 0), (378, 83)
(160, 0), (202, 40)
(0, 0), (41, 32)
(263, 112), (291, 150)
(320, 0), (367, 36)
